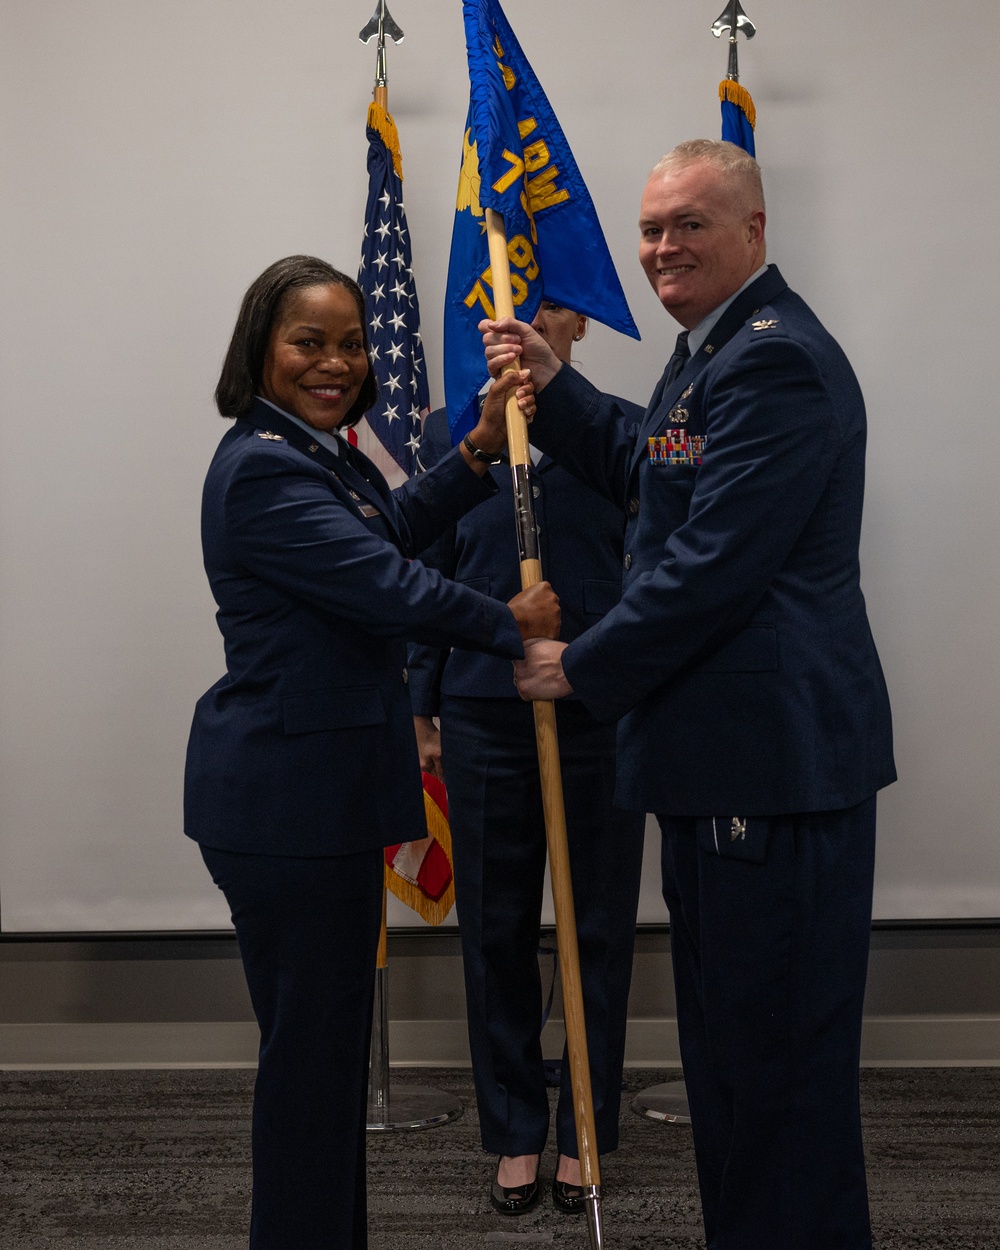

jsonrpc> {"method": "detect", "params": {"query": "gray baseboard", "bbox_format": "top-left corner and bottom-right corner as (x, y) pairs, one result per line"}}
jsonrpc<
(3, 1014), (1000, 1070)
(0, 1022), (259, 1069)
(2, 925), (999, 1069)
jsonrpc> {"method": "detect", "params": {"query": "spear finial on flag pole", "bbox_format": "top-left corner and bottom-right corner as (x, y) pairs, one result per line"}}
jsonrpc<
(713, 0), (756, 81)
(713, 1), (758, 154)
(359, 1), (404, 106)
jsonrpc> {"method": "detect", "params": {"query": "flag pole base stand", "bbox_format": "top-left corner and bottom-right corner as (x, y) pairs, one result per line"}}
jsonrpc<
(366, 1084), (463, 1132)
(630, 1077), (692, 1124)
(366, 965), (463, 1131)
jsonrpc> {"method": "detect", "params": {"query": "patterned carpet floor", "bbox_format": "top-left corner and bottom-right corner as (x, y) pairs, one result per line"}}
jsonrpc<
(0, 1067), (997, 1248)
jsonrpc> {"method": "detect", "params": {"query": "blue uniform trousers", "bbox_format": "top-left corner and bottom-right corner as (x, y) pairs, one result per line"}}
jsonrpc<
(201, 845), (384, 1250)
(441, 695), (645, 1158)
(658, 799), (877, 1250)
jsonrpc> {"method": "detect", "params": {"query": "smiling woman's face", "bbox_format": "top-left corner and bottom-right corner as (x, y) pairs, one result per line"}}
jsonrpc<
(260, 283), (370, 431)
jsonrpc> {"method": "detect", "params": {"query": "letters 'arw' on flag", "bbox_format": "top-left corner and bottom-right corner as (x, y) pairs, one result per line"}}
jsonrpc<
(444, 0), (640, 444)
(356, 101), (431, 487)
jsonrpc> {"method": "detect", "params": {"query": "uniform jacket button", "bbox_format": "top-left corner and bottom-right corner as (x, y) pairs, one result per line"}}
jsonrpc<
(628, 496), (640, 515)
(624, 553), (632, 570)
(532, 484), (541, 498)
(402, 667), (409, 684)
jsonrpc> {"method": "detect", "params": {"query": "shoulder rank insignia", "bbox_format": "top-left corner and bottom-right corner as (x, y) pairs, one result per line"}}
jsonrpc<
(730, 816), (747, 842)
(667, 406), (689, 424)
(256, 430), (284, 441)
(751, 319), (779, 331)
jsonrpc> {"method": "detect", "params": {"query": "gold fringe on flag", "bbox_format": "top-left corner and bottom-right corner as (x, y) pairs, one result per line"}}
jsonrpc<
(719, 79), (757, 131)
(367, 101), (404, 180)
(384, 787), (456, 925)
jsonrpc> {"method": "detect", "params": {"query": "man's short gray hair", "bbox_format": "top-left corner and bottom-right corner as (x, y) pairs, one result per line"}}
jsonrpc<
(650, 140), (764, 215)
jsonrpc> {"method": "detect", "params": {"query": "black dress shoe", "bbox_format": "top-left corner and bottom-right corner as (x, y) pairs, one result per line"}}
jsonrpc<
(551, 1176), (587, 1214)
(490, 1160), (540, 1215)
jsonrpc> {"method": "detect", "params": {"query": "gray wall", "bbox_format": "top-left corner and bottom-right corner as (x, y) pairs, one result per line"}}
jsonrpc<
(2, 927), (1000, 1068)
(1, 0), (998, 930)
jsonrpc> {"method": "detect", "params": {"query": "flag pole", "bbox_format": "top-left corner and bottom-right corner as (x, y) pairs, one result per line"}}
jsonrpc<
(360, 2), (461, 1133)
(485, 206), (604, 1250)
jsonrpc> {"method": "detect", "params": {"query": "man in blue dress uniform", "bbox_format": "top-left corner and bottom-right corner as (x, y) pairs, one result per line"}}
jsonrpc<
(489, 140), (896, 1250)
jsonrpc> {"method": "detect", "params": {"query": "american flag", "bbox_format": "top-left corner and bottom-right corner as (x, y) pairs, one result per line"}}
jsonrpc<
(355, 101), (454, 925)
(355, 101), (430, 488)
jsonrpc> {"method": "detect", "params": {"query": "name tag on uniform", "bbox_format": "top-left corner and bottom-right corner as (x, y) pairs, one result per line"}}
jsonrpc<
(648, 430), (705, 466)
(358, 503), (381, 518)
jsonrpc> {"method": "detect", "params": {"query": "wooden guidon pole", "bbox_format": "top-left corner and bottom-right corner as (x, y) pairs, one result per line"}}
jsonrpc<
(485, 207), (604, 1250)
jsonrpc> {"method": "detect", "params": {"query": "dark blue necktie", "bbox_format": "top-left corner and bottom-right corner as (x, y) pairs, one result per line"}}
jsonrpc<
(664, 330), (690, 385)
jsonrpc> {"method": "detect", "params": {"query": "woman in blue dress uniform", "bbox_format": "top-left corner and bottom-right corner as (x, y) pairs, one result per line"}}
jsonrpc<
(409, 301), (646, 1216)
(184, 255), (558, 1250)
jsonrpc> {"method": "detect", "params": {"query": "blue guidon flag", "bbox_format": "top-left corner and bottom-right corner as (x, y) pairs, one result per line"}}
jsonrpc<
(444, 0), (639, 444)
(720, 78), (756, 155)
(356, 101), (430, 486)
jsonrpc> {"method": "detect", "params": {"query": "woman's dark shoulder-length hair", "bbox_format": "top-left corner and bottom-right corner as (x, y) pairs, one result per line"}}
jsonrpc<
(214, 255), (377, 426)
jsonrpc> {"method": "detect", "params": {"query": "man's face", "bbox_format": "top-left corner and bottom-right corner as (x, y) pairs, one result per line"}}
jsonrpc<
(638, 159), (765, 329)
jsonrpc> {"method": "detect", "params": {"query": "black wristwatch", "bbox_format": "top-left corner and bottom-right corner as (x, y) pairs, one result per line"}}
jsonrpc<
(463, 433), (503, 465)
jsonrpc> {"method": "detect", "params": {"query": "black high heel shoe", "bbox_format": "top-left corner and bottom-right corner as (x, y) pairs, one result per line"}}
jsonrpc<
(490, 1158), (540, 1215)
(551, 1175), (587, 1214)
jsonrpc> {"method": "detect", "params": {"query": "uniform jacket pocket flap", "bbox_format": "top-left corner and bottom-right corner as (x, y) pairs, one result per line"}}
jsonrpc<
(696, 816), (770, 864)
(461, 576), (490, 595)
(583, 579), (620, 616)
(283, 687), (386, 735)
(698, 625), (777, 673)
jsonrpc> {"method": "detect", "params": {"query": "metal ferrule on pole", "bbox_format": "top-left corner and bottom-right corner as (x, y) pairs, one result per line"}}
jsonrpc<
(583, 1186), (604, 1250)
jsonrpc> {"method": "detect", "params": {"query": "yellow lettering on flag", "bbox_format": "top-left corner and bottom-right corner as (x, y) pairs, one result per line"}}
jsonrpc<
(526, 164), (570, 212)
(523, 140), (550, 173)
(493, 150), (525, 195)
(493, 35), (516, 90)
(516, 118), (572, 216)
(464, 279), (496, 320)
(507, 234), (539, 280)
(464, 234), (540, 317)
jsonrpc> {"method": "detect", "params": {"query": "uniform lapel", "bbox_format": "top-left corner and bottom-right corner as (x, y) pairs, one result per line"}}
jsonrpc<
(242, 400), (405, 544)
(627, 267), (789, 480)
